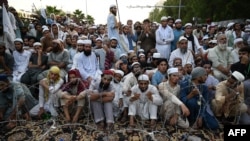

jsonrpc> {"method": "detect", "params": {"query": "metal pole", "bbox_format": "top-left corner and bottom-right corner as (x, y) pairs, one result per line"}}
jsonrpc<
(85, 0), (88, 24)
(115, 0), (121, 23)
(178, 0), (181, 19)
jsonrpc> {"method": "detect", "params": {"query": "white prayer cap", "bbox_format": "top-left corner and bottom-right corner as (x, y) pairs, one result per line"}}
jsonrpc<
(234, 38), (243, 45)
(138, 49), (144, 52)
(167, 68), (179, 75)
(77, 39), (85, 45)
(152, 53), (161, 58)
(79, 35), (88, 40)
(96, 37), (103, 42)
(110, 4), (116, 9)
(138, 74), (149, 81)
(245, 27), (250, 32)
(178, 36), (188, 42)
(128, 50), (135, 53)
(138, 53), (145, 57)
(246, 19), (250, 22)
(14, 38), (23, 43)
(42, 27), (49, 33)
(89, 25), (97, 29)
(161, 16), (168, 21)
(227, 22), (234, 28)
(42, 25), (48, 29)
(122, 25), (129, 28)
(33, 42), (42, 47)
(202, 35), (209, 41)
(119, 53), (128, 58)
(131, 62), (140, 68)
(83, 39), (92, 45)
(110, 37), (117, 40)
(184, 23), (192, 28)
(209, 40), (217, 44)
(232, 71), (245, 82)
(175, 19), (182, 23)
(52, 39), (61, 44)
(114, 69), (124, 77)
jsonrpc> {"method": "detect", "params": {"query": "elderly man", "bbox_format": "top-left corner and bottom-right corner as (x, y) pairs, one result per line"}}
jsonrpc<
(128, 74), (163, 129)
(0, 74), (37, 129)
(211, 71), (247, 124)
(158, 68), (190, 128)
(88, 70), (115, 130)
(207, 34), (233, 81)
(155, 16), (174, 60)
(74, 39), (101, 83)
(180, 67), (219, 129)
(169, 36), (195, 68)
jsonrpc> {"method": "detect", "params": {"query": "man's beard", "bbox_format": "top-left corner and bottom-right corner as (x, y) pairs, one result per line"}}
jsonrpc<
(84, 50), (91, 56)
(134, 71), (141, 77)
(99, 81), (110, 90)
(180, 48), (187, 54)
(52, 47), (59, 53)
(218, 43), (227, 50)
(139, 61), (147, 68)
(140, 87), (148, 92)
(111, 10), (117, 16)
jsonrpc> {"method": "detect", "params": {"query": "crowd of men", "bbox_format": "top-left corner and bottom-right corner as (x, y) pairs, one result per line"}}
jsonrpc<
(0, 2), (250, 132)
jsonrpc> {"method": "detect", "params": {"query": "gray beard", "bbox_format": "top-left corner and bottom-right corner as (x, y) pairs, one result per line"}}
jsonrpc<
(180, 48), (187, 54)
(218, 43), (227, 50)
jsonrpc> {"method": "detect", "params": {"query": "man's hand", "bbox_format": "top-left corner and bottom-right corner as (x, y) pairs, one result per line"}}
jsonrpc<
(38, 107), (45, 119)
(87, 77), (92, 83)
(180, 104), (190, 117)
(130, 93), (140, 102)
(146, 91), (153, 101)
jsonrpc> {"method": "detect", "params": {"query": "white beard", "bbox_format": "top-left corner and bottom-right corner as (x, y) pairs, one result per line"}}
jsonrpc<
(218, 43), (227, 50)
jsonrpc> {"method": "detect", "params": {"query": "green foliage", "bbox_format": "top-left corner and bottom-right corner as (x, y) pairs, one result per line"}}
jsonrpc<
(149, 0), (250, 24)
(72, 9), (85, 23)
(33, 5), (95, 24)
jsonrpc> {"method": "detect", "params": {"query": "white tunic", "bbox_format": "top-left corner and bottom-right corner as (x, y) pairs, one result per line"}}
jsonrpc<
(155, 25), (174, 60)
(168, 48), (194, 68)
(75, 52), (100, 80)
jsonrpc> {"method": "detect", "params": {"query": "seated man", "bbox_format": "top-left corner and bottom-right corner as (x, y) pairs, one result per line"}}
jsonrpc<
(207, 34), (233, 81)
(20, 42), (48, 98)
(158, 68), (190, 128)
(58, 69), (89, 122)
(29, 66), (64, 118)
(211, 71), (247, 124)
(151, 58), (168, 88)
(88, 70), (115, 130)
(0, 74), (38, 129)
(180, 67), (219, 129)
(128, 74), (163, 129)
(0, 42), (14, 76)
(111, 69), (124, 118)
